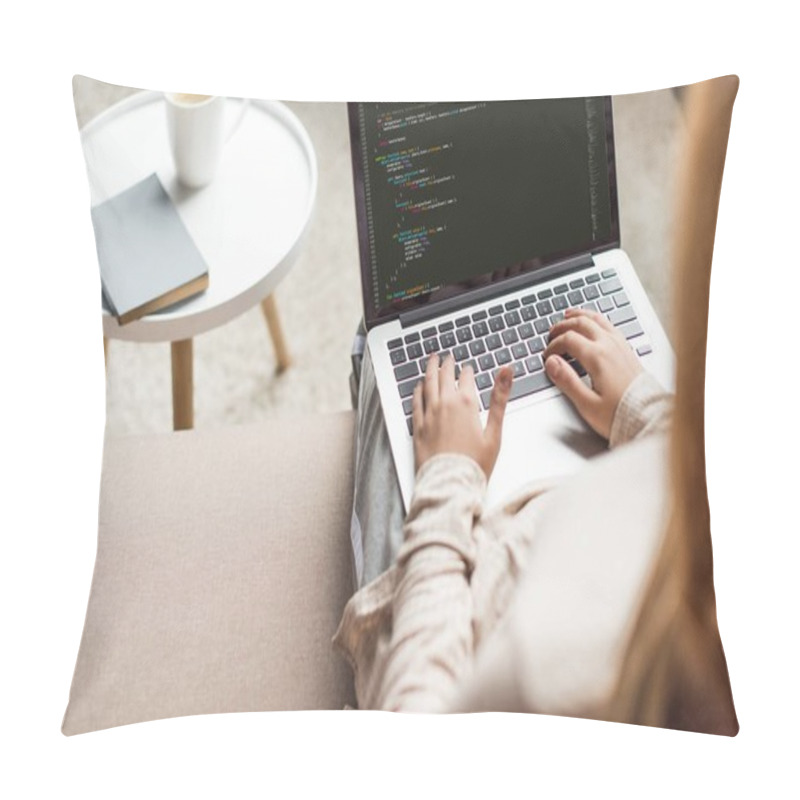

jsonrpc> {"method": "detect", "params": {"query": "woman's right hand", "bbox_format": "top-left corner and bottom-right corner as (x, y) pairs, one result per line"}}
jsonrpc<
(544, 308), (643, 440)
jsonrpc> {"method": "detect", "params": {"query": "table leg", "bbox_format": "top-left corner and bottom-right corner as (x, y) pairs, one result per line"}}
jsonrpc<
(171, 338), (194, 430)
(103, 337), (109, 370)
(261, 293), (291, 373)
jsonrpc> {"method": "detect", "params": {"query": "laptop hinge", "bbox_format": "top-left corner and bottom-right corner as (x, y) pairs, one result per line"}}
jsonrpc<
(398, 253), (594, 328)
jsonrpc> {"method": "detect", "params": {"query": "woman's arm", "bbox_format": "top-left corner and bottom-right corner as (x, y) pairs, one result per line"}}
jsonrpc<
(373, 355), (513, 712)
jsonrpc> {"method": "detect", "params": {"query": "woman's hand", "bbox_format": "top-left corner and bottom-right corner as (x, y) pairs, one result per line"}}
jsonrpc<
(544, 308), (643, 440)
(412, 354), (513, 481)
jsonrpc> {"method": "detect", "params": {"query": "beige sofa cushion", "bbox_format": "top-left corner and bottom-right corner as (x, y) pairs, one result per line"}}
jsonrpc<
(63, 411), (357, 736)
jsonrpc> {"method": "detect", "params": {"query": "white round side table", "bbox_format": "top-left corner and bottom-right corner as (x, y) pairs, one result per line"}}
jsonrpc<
(81, 91), (318, 429)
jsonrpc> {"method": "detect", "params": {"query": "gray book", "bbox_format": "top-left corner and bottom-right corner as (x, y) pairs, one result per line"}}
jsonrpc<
(91, 173), (209, 325)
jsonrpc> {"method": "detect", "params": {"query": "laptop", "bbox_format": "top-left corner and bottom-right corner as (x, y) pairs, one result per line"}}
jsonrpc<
(348, 98), (675, 511)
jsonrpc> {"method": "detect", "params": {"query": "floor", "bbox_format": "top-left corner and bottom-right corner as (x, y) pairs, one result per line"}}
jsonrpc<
(72, 76), (683, 436)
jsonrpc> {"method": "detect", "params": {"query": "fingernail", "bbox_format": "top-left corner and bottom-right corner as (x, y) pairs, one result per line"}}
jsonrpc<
(546, 356), (560, 376)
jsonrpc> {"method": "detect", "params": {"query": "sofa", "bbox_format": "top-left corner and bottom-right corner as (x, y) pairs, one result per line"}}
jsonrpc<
(62, 410), (358, 735)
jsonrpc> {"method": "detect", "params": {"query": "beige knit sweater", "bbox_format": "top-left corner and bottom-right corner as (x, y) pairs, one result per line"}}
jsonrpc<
(333, 372), (673, 716)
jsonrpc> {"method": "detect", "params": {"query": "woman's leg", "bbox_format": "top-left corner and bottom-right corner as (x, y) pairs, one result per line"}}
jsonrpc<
(349, 345), (406, 590)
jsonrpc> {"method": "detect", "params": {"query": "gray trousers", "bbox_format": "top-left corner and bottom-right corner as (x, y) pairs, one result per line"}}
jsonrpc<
(349, 335), (406, 590)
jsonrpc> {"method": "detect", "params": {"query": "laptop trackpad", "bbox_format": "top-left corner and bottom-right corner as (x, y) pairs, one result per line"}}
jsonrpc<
(484, 394), (607, 511)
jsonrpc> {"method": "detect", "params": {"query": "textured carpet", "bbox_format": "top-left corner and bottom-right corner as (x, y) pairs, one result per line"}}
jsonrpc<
(72, 76), (683, 437)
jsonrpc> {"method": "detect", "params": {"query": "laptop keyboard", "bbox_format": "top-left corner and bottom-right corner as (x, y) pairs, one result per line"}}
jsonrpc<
(387, 268), (653, 435)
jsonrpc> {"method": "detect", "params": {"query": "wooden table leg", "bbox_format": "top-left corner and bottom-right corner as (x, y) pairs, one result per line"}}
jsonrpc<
(171, 338), (194, 430)
(260, 293), (291, 373)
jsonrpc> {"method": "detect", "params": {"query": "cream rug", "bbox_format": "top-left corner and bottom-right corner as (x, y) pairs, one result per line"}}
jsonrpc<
(73, 77), (682, 437)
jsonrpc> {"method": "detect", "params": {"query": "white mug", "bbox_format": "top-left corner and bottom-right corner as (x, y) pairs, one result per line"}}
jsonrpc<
(164, 93), (249, 189)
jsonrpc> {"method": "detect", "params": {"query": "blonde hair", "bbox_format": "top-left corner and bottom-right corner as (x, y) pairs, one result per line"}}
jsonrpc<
(607, 76), (740, 735)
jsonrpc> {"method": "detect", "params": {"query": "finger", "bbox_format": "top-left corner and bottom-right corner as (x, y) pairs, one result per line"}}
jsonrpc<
(548, 314), (604, 344)
(412, 379), (424, 433)
(439, 353), (456, 399)
(457, 364), (480, 408)
(545, 354), (600, 419)
(423, 353), (440, 410)
(544, 330), (597, 365)
(484, 365), (513, 448)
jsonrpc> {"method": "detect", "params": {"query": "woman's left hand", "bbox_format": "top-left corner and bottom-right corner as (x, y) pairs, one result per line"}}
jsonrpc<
(412, 354), (513, 481)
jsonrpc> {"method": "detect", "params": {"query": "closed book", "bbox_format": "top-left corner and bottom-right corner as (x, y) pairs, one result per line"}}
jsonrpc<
(91, 173), (209, 325)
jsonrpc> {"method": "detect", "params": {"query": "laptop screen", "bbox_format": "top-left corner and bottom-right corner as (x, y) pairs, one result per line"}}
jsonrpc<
(349, 98), (620, 328)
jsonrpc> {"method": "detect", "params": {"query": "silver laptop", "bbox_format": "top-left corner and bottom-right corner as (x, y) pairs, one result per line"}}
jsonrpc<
(348, 98), (674, 511)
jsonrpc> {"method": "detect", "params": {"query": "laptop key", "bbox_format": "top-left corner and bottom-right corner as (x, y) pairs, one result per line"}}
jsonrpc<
(528, 337), (545, 354)
(502, 328), (519, 345)
(585, 273), (601, 284)
(549, 312), (565, 326)
(472, 309), (488, 321)
(478, 353), (496, 371)
(636, 343), (653, 356)
(582, 301), (599, 313)
(390, 349), (406, 365)
(453, 345), (470, 361)
(406, 417), (414, 436)
(388, 338), (403, 350)
(423, 337), (440, 354)
(402, 397), (414, 416)
(600, 277), (623, 295)
(472, 321), (489, 338)
(398, 377), (422, 398)
(469, 339), (487, 356)
(476, 373), (492, 390)
(536, 300), (553, 316)
(614, 292), (630, 307)
(394, 361), (419, 383)
(489, 304), (504, 316)
(537, 288), (554, 300)
(512, 343), (528, 360)
(511, 362), (525, 378)
(601, 268), (617, 279)
(567, 290), (584, 306)
(620, 321), (644, 340)
(495, 348), (512, 365)
(439, 350), (452, 363)
(407, 342), (424, 359)
(608, 306), (637, 326)
(569, 278), (586, 289)
(525, 355), (543, 373)
(438, 320), (455, 332)
(404, 332), (421, 343)
(486, 334), (502, 350)
(461, 359), (479, 375)
(534, 318), (550, 335)
(440, 331), (457, 348)
(421, 326), (437, 338)
(584, 285), (600, 301)
(504, 310), (521, 327)
(456, 315), (471, 327)
(553, 295), (568, 311)
(521, 294), (537, 305)
(598, 297), (614, 313)
(554, 283), (569, 294)
(521, 306), (537, 322)
(505, 299), (521, 311)
(456, 327), (473, 343)
(489, 316), (505, 332)
(480, 371), (553, 410)
(518, 322), (534, 339)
